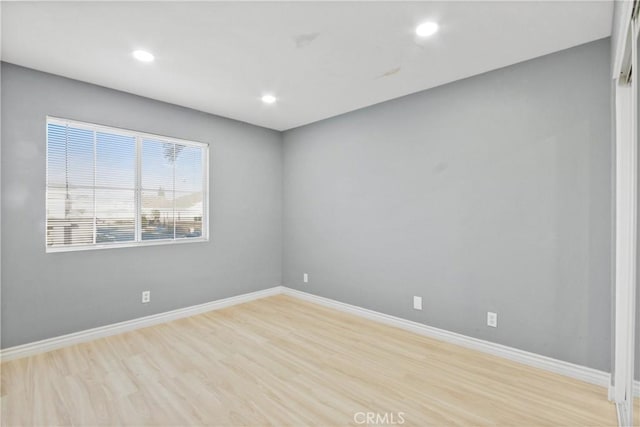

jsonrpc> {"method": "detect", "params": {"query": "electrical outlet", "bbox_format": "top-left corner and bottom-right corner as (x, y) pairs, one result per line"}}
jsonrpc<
(413, 296), (422, 310)
(142, 291), (151, 304)
(303, 273), (309, 283)
(487, 312), (497, 327)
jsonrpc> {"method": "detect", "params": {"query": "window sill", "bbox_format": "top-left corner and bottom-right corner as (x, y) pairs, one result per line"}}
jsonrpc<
(46, 237), (209, 253)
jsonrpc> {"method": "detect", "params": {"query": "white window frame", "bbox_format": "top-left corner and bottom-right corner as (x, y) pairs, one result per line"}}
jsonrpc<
(46, 116), (210, 253)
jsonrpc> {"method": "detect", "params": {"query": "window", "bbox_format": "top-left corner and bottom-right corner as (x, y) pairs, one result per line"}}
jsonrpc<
(46, 117), (209, 252)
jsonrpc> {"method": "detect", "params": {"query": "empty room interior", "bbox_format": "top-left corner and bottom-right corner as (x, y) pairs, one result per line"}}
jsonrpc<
(1, 1), (640, 426)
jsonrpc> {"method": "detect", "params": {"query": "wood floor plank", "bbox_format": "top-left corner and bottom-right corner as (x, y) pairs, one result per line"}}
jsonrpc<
(0, 295), (617, 426)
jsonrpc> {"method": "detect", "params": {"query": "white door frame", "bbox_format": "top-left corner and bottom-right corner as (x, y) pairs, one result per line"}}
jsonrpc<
(612, 2), (638, 425)
(614, 73), (637, 426)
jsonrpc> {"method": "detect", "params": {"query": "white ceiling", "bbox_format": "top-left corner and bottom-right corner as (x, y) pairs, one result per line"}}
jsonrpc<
(2, 1), (612, 131)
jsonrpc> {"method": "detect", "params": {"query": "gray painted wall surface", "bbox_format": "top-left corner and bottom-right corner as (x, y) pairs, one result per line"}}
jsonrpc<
(283, 39), (612, 371)
(1, 63), (283, 348)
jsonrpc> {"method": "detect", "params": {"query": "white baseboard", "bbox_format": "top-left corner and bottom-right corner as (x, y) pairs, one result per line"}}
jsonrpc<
(281, 287), (614, 391)
(0, 286), (283, 362)
(2, 284), (636, 400)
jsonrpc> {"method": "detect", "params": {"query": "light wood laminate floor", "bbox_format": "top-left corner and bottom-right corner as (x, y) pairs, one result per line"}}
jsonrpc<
(1, 295), (617, 426)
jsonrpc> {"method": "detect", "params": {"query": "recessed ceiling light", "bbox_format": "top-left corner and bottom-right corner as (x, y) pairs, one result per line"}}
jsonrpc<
(261, 94), (277, 104)
(416, 22), (439, 37)
(132, 50), (154, 62)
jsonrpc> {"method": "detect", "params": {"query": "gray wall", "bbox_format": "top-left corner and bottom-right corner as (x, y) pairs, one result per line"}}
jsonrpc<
(1, 63), (283, 348)
(283, 39), (612, 372)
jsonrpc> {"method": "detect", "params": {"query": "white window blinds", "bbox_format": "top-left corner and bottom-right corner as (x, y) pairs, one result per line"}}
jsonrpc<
(46, 118), (209, 252)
